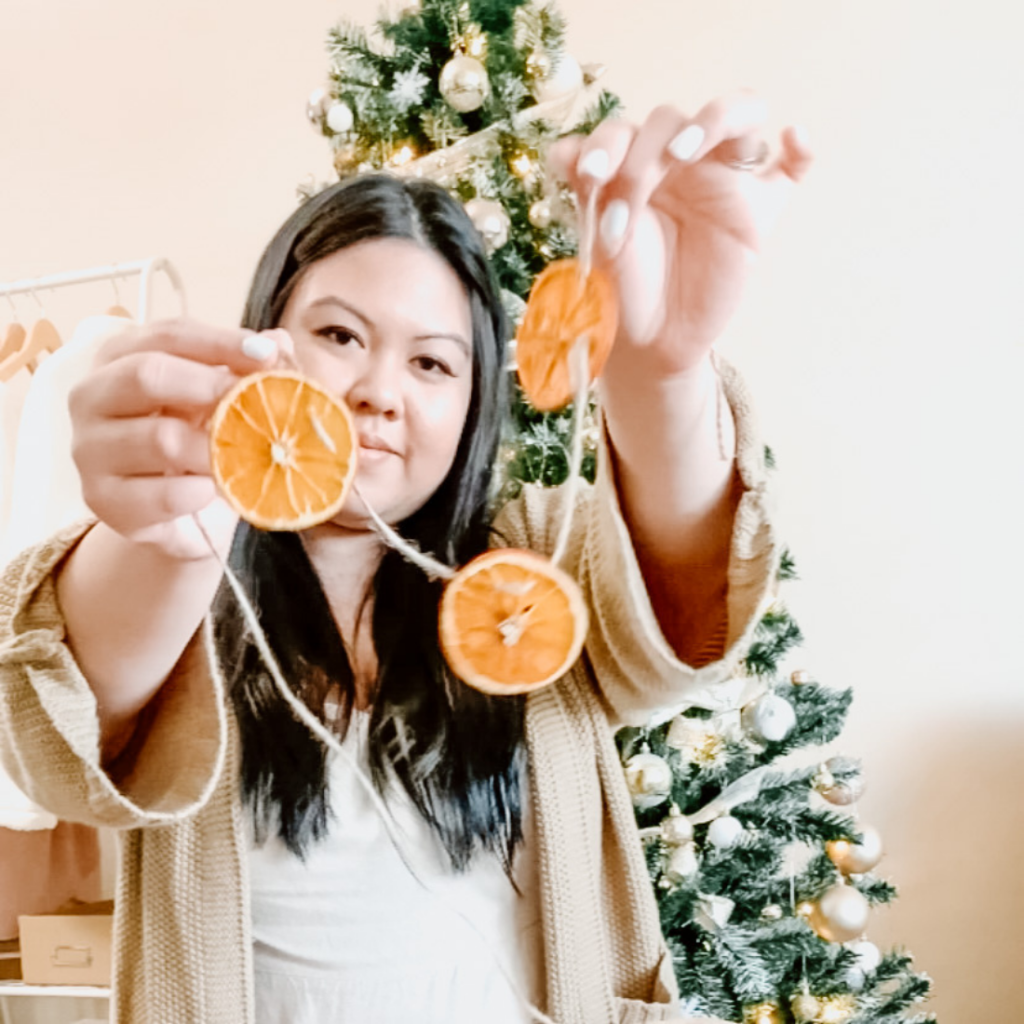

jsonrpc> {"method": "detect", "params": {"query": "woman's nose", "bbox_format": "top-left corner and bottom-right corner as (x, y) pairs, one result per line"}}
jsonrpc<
(346, 352), (400, 420)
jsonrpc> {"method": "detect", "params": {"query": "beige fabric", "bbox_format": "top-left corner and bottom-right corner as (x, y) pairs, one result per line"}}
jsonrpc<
(0, 357), (777, 1024)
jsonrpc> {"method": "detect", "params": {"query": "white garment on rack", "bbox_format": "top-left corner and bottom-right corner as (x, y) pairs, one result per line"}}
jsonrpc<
(3, 316), (129, 563)
(247, 708), (544, 1024)
(0, 367), (33, 551)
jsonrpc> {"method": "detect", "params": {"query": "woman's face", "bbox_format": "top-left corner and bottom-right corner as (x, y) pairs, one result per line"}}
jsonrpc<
(278, 236), (474, 528)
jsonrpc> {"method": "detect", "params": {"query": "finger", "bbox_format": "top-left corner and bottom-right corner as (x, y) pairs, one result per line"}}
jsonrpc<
(83, 474), (220, 532)
(665, 90), (771, 167)
(77, 416), (213, 477)
(566, 120), (636, 195)
(100, 318), (281, 374)
(596, 105), (684, 258)
(74, 351), (240, 420)
(759, 124), (815, 184)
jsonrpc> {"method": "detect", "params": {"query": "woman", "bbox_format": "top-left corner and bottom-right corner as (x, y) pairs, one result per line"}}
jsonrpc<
(0, 94), (811, 1023)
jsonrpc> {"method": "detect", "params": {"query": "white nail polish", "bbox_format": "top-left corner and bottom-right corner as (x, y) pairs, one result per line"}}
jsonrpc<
(600, 200), (630, 250)
(579, 149), (612, 182)
(792, 124), (810, 147)
(242, 333), (276, 361)
(668, 124), (705, 162)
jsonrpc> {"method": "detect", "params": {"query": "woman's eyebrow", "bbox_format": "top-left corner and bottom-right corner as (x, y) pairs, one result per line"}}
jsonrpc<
(413, 332), (471, 359)
(306, 295), (373, 327)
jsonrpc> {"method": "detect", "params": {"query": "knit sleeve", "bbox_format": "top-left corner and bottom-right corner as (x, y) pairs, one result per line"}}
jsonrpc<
(492, 356), (780, 729)
(0, 521), (229, 830)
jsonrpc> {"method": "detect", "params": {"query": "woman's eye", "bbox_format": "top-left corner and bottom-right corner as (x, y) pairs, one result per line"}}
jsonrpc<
(414, 355), (454, 376)
(316, 326), (359, 346)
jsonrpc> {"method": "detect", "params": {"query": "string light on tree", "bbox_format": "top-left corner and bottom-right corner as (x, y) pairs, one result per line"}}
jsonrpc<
(743, 1002), (783, 1024)
(326, 100), (355, 134)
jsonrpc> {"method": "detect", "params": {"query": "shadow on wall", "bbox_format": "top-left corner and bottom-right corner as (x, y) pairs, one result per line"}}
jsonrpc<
(867, 713), (1024, 1022)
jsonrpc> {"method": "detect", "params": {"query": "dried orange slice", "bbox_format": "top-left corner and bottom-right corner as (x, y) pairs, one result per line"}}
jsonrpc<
(210, 370), (357, 531)
(515, 258), (618, 412)
(439, 549), (588, 695)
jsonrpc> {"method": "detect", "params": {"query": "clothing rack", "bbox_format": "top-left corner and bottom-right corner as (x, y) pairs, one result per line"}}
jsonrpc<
(0, 257), (187, 323)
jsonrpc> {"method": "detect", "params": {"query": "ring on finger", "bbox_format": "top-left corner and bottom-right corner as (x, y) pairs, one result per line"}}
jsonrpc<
(724, 139), (771, 171)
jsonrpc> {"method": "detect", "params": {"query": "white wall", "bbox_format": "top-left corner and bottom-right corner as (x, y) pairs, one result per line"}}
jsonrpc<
(1, 1), (1021, 1020)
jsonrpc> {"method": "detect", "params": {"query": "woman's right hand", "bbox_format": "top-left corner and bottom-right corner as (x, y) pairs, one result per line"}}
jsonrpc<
(69, 319), (291, 560)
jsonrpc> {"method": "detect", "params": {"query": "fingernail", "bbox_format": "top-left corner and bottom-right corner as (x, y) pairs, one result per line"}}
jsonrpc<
(242, 332), (276, 361)
(668, 124), (705, 162)
(600, 199), (630, 251)
(792, 124), (810, 147)
(578, 149), (612, 182)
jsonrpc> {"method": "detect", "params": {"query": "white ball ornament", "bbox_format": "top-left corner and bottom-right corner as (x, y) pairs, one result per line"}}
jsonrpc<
(528, 198), (554, 229)
(306, 86), (332, 128)
(742, 692), (797, 743)
(848, 939), (882, 973)
(624, 752), (673, 809)
(439, 54), (490, 112)
(325, 101), (354, 134)
(533, 52), (584, 103)
(707, 815), (744, 849)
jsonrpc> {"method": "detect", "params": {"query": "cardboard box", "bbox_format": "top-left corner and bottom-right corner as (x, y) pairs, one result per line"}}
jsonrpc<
(18, 899), (113, 986)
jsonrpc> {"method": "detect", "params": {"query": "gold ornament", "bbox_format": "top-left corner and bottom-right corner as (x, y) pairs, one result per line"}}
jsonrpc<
(743, 1002), (783, 1024)
(790, 669), (812, 684)
(760, 904), (783, 921)
(528, 198), (554, 229)
(463, 198), (510, 253)
(796, 901), (815, 919)
(623, 751), (673, 808)
(333, 141), (363, 177)
(439, 54), (490, 113)
(818, 994), (858, 1023)
(790, 992), (822, 1022)
(808, 884), (870, 943)
(827, 825), (884, 875)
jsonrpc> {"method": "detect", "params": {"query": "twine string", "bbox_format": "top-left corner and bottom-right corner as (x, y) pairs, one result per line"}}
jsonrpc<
(193, 515), (556, 1024)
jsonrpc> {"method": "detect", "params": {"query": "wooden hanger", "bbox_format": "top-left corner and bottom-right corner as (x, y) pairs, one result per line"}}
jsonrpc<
(0, 322), (26, 364)
(0, 317), (62, 382)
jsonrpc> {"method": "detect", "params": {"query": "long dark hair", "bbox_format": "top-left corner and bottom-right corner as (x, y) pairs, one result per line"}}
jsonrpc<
(214, 175), (525, 874)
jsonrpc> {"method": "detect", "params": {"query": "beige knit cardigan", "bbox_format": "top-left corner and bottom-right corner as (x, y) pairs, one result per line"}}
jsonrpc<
(0, 358), (778, 1024)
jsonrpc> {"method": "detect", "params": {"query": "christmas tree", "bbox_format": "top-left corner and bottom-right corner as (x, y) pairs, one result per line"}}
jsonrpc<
(301, 1), (936, 1020)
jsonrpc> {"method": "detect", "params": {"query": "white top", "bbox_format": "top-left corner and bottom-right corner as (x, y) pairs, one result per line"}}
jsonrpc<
(246, 709), (544, 1024)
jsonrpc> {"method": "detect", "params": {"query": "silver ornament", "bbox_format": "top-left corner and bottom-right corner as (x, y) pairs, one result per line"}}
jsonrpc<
(827, 825), (884, 874)
(464, 198), (510, 253)
(659, 809), (694, 846)
(809, 884), (870, 943)
(790, 669), (812, 685)
(439, 54), (489, 113)
(707, 815), (744, 849)
(623, 751), (673, 809)
(306, 86), (332, 129)
(818, 756), (865, 805)
(326, 101), (354, 134)
(528, 198), (554, 229)
(844, 966), (866, 992)
(742, 692), (797, 743)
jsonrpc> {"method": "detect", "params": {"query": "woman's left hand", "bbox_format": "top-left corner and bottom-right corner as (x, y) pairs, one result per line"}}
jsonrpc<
(548, 92), (814, 377)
